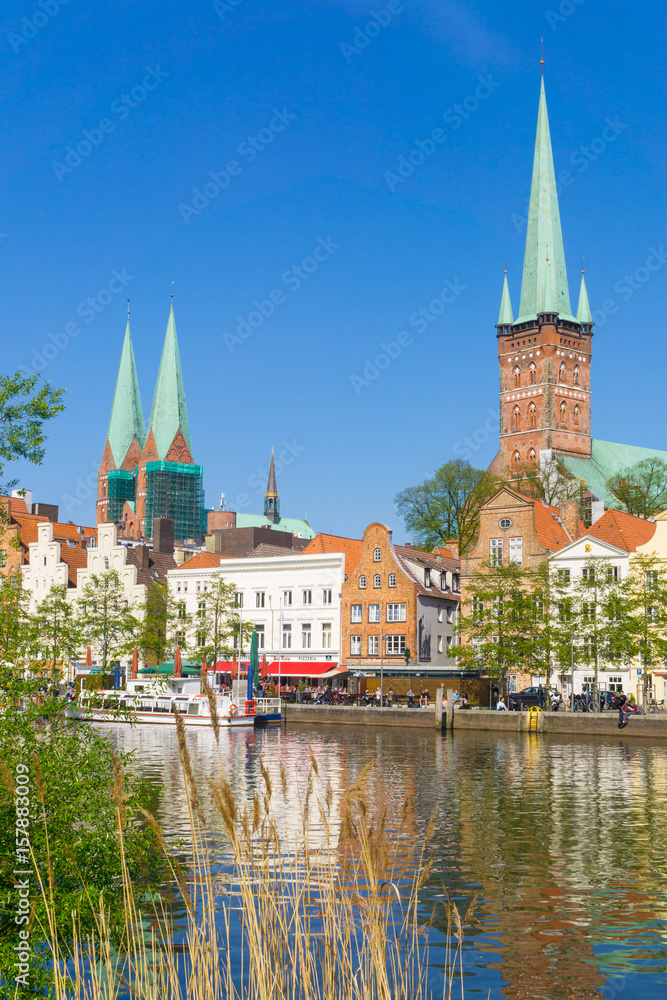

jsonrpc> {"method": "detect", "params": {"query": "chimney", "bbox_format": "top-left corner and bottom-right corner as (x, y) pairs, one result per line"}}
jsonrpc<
(137, 545), (151, 570)
(560, 499), (580, 542)
(153, 518), (175, 555)
(32, 502), (59, 522)
(446, 539), (460, 559)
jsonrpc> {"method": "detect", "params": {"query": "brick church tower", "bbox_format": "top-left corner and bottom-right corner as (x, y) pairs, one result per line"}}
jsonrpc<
(97, 301), (206, 542)
(496, 76), (594, 477)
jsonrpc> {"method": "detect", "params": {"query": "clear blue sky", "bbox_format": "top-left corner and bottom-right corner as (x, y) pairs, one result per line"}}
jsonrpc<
(2, 0), (665, 540)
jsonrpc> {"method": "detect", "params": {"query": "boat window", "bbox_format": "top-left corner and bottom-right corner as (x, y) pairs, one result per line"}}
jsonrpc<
(187, 703), (200, 716)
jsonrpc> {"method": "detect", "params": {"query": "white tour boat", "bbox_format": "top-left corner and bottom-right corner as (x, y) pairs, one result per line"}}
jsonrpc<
(68, 675), (281, 728)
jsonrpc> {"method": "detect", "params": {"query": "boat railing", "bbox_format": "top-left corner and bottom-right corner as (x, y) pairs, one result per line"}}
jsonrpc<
(255, 697), (282, 715)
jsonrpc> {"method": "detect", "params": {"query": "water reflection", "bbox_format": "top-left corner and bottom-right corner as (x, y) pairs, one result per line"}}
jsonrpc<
(98, 723), (667, 999)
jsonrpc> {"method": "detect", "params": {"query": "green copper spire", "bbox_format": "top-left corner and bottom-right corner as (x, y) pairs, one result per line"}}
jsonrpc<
(497, 272), (514, 325)
(148, 303), (192, 459)
(107, 317), (145, 467)
(576, 270), (593, 324)
(515, 78), (577, 325)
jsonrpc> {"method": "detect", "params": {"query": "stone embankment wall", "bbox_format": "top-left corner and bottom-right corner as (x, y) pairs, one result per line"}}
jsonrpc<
(283, 703), (436, 729)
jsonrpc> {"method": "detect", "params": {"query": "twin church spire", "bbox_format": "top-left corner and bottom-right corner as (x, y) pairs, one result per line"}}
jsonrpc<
(499, 76), (590, 328)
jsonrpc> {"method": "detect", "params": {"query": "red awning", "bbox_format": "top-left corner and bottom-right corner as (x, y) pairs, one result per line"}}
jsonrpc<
(212, 660), (342, 678)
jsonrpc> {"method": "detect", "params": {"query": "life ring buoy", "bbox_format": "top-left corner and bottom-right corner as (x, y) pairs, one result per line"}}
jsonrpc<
(229, 703), (238, 717)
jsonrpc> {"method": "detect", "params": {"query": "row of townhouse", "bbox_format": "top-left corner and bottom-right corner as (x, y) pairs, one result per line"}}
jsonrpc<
(462, 485), (667, 703)
(168, 523), (463, 685)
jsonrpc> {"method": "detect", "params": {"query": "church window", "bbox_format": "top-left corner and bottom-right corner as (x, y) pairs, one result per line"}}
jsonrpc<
(513, 450), (521, 465)
(529, 403), (537, 428)
(573, 365), (580, 385)
(513, 366), (520, 387)
(573, 405), (580, 428)
(529, 363), (536, 385)
(359, 575), (367, 589)
(529, 448), (536, 462)
(560, 401), (567, 427)
(512, 406), (520, 432)
(559, 362), (567, 383)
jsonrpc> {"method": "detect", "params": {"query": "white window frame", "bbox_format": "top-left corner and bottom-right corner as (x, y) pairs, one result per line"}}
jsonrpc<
(368, 604), (380, 623)
(387, 603), (407, 623)
(301, 624), (312, 648)
(490, 538), (503, 566)
(350, 635), (361, 655)
(359, 575), (367, 589)
(509, 536), (523, 565)
(385, 634), (406, 655)
(302, 589), (312, 606)
(388, 574), (397, 588)
(368, 635), (379, 655)
(373, 547), (382, 562)
(351, 604), (362, 623)
(373, 574), (381, 588)
(282, 590), (292, 607)
(256, 591), (266, 608)
(282, 623), (292, 649)
(322, 588), (332, 605)
(322, 623), (332, 648)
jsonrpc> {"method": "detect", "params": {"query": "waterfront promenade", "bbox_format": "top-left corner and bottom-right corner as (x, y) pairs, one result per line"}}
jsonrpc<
(283, 701), (667, 739)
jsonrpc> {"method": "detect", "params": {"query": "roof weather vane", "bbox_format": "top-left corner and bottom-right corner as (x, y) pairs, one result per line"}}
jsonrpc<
(127, 298), (130, 318)
(171, 281), (174, 300)
(540, 37), (545, 74)
(581, 256), (585, 273)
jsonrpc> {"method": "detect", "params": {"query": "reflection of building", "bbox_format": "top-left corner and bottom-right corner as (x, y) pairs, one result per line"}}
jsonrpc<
(97, 304), (206, 543)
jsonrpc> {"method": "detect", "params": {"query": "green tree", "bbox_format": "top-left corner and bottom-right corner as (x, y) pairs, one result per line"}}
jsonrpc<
(76, 569), (139, 671)
(190, 577), (252, 665)
(0, 572), (31, 664)
(28, 583), (79, 677)
(622, 553), (667, 705)
(137, 579), (189, 664)
(0, 371), (65, 492)
(457, 559), (536, 693)
(395, 459), (499, 553)
(504, 452), (585, 512)
(606, 457), (667, 517)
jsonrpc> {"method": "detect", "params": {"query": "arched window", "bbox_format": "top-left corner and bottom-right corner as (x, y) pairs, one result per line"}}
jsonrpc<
(529, 448), (536, 462)
(573, 365), (580, 386)
(559, 362), (567, 383)
(359, 575), (367, 589)
(573, 404), (580, 428)
(512, 405), (520, 432)
(529, 363), (536, 385)
(513, 366), (520, 388)
(373, 547), (382, 562)
(388, 574), (397, 588)
(373, 574), (381, 588)
(513, 450), (521, 464)
(560, 401), (567, 427)
(103, 557), (109, 570)
(529, 403), (537, 428)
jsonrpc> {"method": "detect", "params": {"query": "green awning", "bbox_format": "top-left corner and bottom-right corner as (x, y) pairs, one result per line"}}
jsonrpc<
(138, 659), (201, 676)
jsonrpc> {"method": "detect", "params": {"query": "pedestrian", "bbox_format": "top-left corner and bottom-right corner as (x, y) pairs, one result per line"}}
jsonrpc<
(616, 691), (631, 728)
(496, 697), (508, 711)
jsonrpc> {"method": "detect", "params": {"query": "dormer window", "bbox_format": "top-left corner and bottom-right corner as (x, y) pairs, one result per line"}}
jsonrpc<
(424, 568), (431, 587)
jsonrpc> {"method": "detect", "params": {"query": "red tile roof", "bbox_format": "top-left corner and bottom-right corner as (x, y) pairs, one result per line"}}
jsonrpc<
(59, 546), (88, 586)
(586, 509), (656, 552)
(178, 551), (229, 570)
(530, 500), (578, 552)
(301, 533), (364, 574)
(12, 512), (97, 549)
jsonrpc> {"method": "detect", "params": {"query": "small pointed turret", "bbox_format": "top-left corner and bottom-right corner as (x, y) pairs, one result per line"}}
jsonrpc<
(264, 446), (280, 524)
(515, 78), (577, 325)
(107, 316), (145, 467)
(497, 272), (514, 326)
(577, 270), (593, 326)
(147, 303), (192, 460)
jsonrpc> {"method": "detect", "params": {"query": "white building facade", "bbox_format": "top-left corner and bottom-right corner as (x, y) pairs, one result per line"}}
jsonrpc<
(549, 535), (633, 699)
(168, 551), (345, 663)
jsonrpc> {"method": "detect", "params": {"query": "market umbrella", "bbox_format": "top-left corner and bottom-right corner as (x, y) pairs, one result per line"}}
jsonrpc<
(85, 646), (92, 668)
(248, 630), (259, 701)
(131, 647), (138, 680)
(174, 646), (182, 678)
(260, 653), (268, 681)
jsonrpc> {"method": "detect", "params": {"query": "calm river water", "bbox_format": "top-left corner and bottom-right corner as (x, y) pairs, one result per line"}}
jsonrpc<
(99, 721), (667, 1000)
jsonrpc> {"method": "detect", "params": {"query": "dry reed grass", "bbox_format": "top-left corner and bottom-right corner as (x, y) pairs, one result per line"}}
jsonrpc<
(36, 724), (474, 1000)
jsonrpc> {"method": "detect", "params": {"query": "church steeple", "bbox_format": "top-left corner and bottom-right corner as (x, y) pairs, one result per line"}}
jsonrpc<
(515, 77), (577, 325)
(497, 271), (514, 328)
(264, 446), (280, 523)
(147, 302), (192, 460)
(106, 313), (145, 467)
(577, 269), (593, 327)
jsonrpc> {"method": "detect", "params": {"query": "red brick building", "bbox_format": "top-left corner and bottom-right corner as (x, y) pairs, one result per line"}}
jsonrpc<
(341, 522), (460, 680)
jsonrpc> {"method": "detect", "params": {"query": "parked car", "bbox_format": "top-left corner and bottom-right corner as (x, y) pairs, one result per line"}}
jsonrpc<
(574, 689), (622, 712)
(508, 686), (561, 711)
